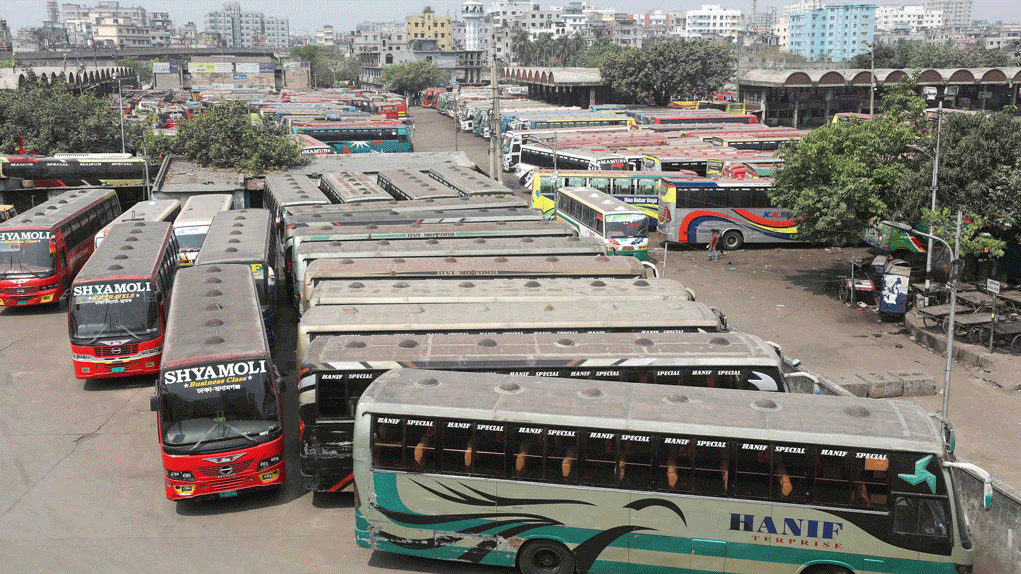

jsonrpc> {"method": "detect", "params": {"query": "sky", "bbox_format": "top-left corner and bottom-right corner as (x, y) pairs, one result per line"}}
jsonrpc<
(9, 0), (1018, 36)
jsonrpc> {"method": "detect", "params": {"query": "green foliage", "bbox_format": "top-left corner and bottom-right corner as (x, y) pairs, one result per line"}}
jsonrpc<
(847, 40), (1010, 69)
(600, 39), (735, 105)
(290, 45), (360, 88)
(511, 30), (617, 68)
(922, 208), (1006, 259)
(146, 101), (308, 174)
(118, 57), (152, 84)
(0, 80), (132, 155)
(379, 60), (448, 95)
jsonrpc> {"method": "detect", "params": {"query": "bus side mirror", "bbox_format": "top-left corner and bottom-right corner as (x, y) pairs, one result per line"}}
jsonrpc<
(149, 394), (160, 412)
(943, 461), (993, 511)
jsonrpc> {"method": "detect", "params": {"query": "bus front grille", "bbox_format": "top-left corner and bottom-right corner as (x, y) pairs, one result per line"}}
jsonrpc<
(197, 460), (254, 477)
(95, 343), (140, 357)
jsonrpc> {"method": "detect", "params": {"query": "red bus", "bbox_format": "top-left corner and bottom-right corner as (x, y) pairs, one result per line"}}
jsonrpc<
(0, 188), (121, 307)
(150, 264), (283, 501)
(421, 87), (445, 107)
(69, 221), (178, 379)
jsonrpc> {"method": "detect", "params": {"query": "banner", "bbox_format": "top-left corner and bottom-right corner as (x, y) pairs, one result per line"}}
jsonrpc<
(283, 61), (309, 68)
(235, 62), (260, 74)
(214, 62), (233, 73)
(152, 62), (171, 74)
(233, 74), (247, 80)
(259, 63), (275, 74)
(189, 62), (216, 73)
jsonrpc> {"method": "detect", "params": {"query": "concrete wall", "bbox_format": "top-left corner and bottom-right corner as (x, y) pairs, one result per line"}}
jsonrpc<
(956, 462), (1021, 573)
(153, 72), (183, 90)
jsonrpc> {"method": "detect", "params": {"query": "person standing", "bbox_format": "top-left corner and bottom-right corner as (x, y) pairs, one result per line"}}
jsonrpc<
(708, 229), (720, 261)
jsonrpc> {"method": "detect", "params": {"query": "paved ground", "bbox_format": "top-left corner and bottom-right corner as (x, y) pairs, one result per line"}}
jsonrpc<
(1, 105), (1018, 573)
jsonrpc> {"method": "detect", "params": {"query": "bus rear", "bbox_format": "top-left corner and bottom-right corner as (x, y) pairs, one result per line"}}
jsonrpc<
(69, 221), (177, 379)
(151, 264), (283, 501)
(173, 194), (233, 266)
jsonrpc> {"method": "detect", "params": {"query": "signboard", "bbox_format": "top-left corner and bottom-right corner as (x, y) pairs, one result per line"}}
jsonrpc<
(283, 61), (310, 69)
(152, 62), (171, 74)
(215, 62), (233, 73)
(259, 63), (275, 74)
(189, 62), (215, 73)
(213, 84), (235, 90)
(235, 62), (260, 74)
(234, 74), (248, 80)
(707, 159), (725, 178)
(987, 278), (1000, 295)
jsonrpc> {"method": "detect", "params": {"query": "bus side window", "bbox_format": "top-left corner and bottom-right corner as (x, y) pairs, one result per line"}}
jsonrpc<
(773, 444), (810, 502)
(734, 442), (771, 499)
(693, 439), (730, 496)
(619, 434), (653, 490)
(318, 376), (348, 418)
(404, 419), (435, 471)
(372, 416), (403, 470)
(657, 436), (693, 492)
(441, 420), (473, 474)
(545, 428), (578, 484)
(473, 423), (506, 478)
(582, 431), (618, 487)
(893, 497), (950, 539)
(511, 425), (543, 480)
(851, 452), (890, 508)
(814, 450), (852, 505)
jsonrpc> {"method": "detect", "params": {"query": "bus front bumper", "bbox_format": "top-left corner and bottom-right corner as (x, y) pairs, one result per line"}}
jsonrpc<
(0, 285), (61, 306)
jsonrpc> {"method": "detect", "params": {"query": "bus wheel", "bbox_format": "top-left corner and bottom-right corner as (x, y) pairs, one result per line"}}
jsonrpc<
(722, 230), (744, 250)
(803, 565), (852, 574)
(518, 540), (575, 574)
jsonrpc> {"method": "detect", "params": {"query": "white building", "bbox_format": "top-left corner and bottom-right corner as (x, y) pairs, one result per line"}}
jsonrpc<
(203, 2), (289, 48)
(316, 24), (335, 45)
(461, 0), (485, 51)
(685, 4), (744, 39)
(924, 0), (971, 28)
(488, 0), (539, 27)
(782, 0), (824, 17)
(60, 1), (146, 25)
(875, 5), (943, 33)
(93, 16), (149, 47)
(264, 16), (289, 48)
(771, 16), (790, 49)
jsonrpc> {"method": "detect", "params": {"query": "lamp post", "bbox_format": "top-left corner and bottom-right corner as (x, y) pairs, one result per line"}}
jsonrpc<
(867, 42), (876, 116)
(117, 75), (126, 154)
(883, 214), (962, 420)
(907, 101), (944, 305)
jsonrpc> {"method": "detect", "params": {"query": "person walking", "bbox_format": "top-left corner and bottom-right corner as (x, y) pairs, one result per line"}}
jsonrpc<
(707, 229), (720, 261)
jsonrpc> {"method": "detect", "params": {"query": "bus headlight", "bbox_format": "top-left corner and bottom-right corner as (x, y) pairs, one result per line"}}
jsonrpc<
(259, 469), (280, 482)
(165, 469), (195, 482)
(173, 484), (196, 495)
(258, 455), (282, 471)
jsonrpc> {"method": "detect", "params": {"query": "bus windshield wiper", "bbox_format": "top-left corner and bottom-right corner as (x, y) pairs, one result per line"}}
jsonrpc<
(188, 419), (225, 452)
(115, 322), (141, 340)
(219, 420), (258, 444)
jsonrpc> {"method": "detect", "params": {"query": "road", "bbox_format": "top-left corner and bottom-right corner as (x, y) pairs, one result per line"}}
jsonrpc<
(1, 105), (1018, 574)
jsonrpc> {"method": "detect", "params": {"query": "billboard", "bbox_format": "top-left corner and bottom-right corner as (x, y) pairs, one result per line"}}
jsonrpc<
(259, 63), (275, 74)
(235, 63), (260, 74)
(189, 62), (216, 73)
(152, 62), (171, 74)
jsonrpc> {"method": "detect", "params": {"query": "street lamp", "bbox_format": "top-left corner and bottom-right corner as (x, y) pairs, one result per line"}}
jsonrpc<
(116, 74), (126, 154)
(882, 215), (962, 422)
(906, 101), (944, 304)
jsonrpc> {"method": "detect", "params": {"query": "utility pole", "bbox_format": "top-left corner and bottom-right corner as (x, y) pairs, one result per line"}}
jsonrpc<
(117, 76), (126, 154)
(869, 43), (875, 116)
(923, 101), (943, 303)
(488, 25), (501, 182)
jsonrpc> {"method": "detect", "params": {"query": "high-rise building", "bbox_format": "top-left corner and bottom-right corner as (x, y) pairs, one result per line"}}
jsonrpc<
(875, 5), (942, 33)
(316, 25), (335, 45)
(461, 0), (485, 51)
(685, 4), (744, 39)
(406, 6), (452, 50)
(788, 3), (875, 61)
(924, 0), (971, 28)
(204, 2), (289, 48)
(48, 0), (60, 22)
(59, 1), (146, 25)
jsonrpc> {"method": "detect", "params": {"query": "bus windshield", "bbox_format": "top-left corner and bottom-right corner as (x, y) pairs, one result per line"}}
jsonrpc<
(605, 216), (647, 239)
(160, 371), (279, 448)
(70, 281), (159, 342)
(0, 234), (55, 276)
(174, 227), (209, 250)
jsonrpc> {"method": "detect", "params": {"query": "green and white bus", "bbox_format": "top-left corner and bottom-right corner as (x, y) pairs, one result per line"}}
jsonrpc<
(556, 187), (649, 261)
(354, 368), (986, 574)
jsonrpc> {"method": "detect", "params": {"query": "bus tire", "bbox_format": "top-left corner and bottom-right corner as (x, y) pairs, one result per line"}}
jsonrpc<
(518, 540), (576, 574)
(802, 565), (852, 574)
(722, 230), (744, 250)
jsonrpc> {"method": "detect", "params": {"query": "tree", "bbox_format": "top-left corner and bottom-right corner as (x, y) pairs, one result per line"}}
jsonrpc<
(600, 39), (735, 105)
(511, 28), (534, 66)
(118, 57), (153, 85)
(378, 60), (449, 95)
(145, 101), (307, 174)
(0, 78), (138, 155)
(290, 45), (357, 88)
(847, 40), (1011, 69)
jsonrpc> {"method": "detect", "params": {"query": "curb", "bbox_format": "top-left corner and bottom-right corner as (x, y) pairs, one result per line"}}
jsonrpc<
(904, 312), (995, 370)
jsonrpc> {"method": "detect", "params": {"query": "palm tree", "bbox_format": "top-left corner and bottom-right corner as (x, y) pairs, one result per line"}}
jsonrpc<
(511, 28), (533, 66)
(534, 33), (554, 67)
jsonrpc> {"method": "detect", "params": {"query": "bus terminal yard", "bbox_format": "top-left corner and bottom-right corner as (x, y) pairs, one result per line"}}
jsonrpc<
(1, 93), (1020, 574)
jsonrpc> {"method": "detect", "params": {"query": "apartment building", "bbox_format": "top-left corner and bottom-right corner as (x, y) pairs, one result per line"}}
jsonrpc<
(685, 4), (744, 40)
(93, 16), (149, 48)
(875, 5), (943, 33)
(204, 2), (289, 48)
(788, 3), (876, 61)
(406, 6), (452, 50)
(924, 0), (972, 28)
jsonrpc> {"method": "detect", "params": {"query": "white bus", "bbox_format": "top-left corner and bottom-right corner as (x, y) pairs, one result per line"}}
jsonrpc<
(94, 199), (180, 249)
(556, 187), (649, 260)
(354, 368), (988, 574)
(172, 194), (233, 266)
(319, 171), (393, 204)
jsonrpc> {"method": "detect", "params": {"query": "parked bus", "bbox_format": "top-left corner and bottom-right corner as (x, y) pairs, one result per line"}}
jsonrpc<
(319, 171), (393, 204)
(636, 111), (759, 125)
(294, 236), (605, 307)
(529, 170), (668, 224)
(426, 164), (515, 197)
(420, 88), (446, 108)
(69, 221), (178, 379)
(195, 209), (277, 342)
(172, 194), (233, 266)
(297, 298), (724, 362)
(657, 177), (799, 250)
(306, 277), (696, 311)
(0, 188), (120, 307)
(354, 368), (984, 574)
(555, 187), (649, 260)
(0, 154), (147, 187)
(377, 169), (462, 201)
(150, 264), (284, 501)
(0, 204), (18, 222)
(94, 199), (181, 249)
(641, 149), (778, 175)
(290, 134), (336, 157)
(292, 122), (413, 153)
(709, 135), (800, 151)
(507, 114), (635, 131)
(502, 126), (632, 170)
(517, 145), (628, 178)
(264, 173), (331, 231)
(300, 329), (784, 491)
